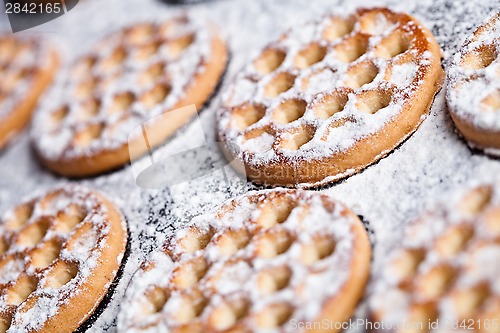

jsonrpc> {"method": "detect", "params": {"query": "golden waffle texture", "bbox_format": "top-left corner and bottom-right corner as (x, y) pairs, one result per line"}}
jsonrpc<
(0, 35), (58, 150)
(218, 7), (444, 187)
(31, 16), (228, 177)
(370, 184), (500, 333)
(0, 186), (127, 333)
(447, 11), (500, 155)
(117, 189), (371, 333)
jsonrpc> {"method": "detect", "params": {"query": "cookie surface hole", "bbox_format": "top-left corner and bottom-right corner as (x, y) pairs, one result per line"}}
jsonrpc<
(170, 257), (209, 289)
(481, 90), (500, 111)
(73, 123), (104, 148)
(257, 265), (292, 295)
(6, 275), (38, 306)
(141, 83), (171, 109)
(459, 185), (493, 216)
(45, 260), (79, 288)
(358, 11), (397, 35)
(49, 106), (70, 129)
(414, 265), (457, 299)
(17, 220), (50, 248)
(254, 48), (286, 75)
(125, 24), (155, 46)
(31, 239), (63, 269)
(214, 228), (252, 256)
(300, 234), (336, 265)
(168, 33), (195, 59)
(231, 104), (267, 131)
(138, 62), (165, 87)
(355, 89), (392, 114)
(5, 203), (34, 230)
(144, 286), (170, 314)
(178, 226), (215, 254)
(74, 77), (98, 100)
(344, 61), (379, 89)
(294, 43), (327, 69)
(54, 204), (87, 234)
(390, 248), (426, 282)
(255, 196), (297, 228)
(375, 30), (412, 59)
(264, 72), (296, 98)
(279, 125), (315, 151)
(435, 225), (474, 258)
(76, 98), (101, 121)
(484, 207), (500, 235)
(100, 47), (127, 71)
(208, 297), (249, 330)
(322, 16), (355, 41)
(254, 303), (294, 328)
(254, 229), (294, 258)
(107, 91), (135, 115)
(461, 44), (497, 70)
(333, 34), (369, 63)
(451, 284), (490, 319)
(312, 90), (350, 120)
(135, 41), (161, 61)
(272, 99), (307, 124)
(170, 293), (208, 324)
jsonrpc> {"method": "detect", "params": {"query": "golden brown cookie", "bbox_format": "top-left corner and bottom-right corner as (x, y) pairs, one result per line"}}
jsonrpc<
(370, 184), (500, 332)
(0, 186), (127, 333)
(0, 35), (58, 150)
(447, 11), (500, 155)
(31, 16), (228, 177)
(218, 7), (444, 187)
(117, 189), (371, 333)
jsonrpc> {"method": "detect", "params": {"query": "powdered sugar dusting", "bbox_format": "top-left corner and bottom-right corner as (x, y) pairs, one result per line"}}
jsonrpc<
(118, 189), (366, 332)
(0, 185), (126, 332)
(447, 11), (500, 130)
(370, 182), (500, 328)
(31, 15), (214, 161)
(218, 8), (440, 168)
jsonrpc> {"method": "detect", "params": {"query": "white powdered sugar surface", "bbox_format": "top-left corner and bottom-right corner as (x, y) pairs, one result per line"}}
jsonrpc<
(117, 189), (360, 332)
(0, 0), (499, 332)
(447, 11), (500, 130)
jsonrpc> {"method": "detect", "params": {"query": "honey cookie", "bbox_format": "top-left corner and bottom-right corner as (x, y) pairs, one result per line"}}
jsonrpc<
(370, 184), (500, 332)
(0, 186), (127, 333)
(31, 16), (228, 177)
(117, 189), (371, 333)
(218, 7), (444, 187)
(0, 35), (58, 150)
(447, 11), (500, 155)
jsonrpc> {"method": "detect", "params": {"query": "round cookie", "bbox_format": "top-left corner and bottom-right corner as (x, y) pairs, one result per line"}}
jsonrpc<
(218, 7), (444, 187)
(370, 184), (500, 332)
(117, 189), (371, 333)
(31, 16), (228, 177)
(0, 35), (58, 150)
(0, 186), (127, 333)
(447, 11), (500, 155)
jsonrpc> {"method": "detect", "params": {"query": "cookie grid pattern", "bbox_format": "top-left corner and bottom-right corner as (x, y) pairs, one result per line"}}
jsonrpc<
(0, 187), (127, 333)
(31, 16), (226, 177)
(370, 184), (500, 332)
(218, 7), (443, 187)
(0, 35), (56, 149)
(118, 190), (371, 333)
(447, 11), (500, 154)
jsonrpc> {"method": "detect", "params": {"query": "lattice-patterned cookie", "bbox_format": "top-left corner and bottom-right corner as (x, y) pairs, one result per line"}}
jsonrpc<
(31, 16), (228, 177)
(0, 35), (58, 150)
(0, 186), (127, 333)
(370, 184), (500, 332)
(218, 7), (444, 187)
(117, 189), (371, 333)
(447, 11), (500, 156)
